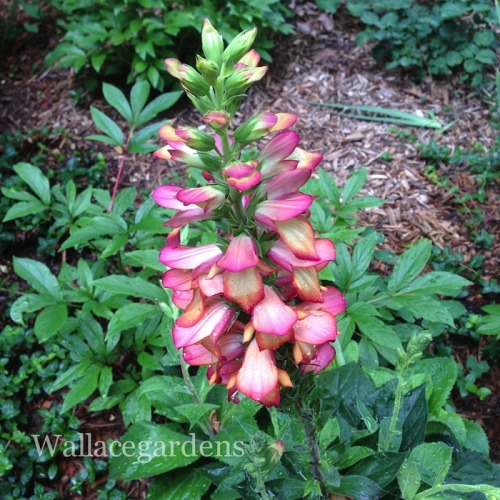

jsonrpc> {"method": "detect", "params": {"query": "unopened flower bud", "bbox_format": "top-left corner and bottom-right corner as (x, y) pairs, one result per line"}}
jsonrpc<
(178, 64), (211, 97)
(222, 27), (257, 63)
(196, 55), (219, 85)
(234, 113), (277, 143)
(165, 58), (182, 78)
(224, 66), (268, 97)
(176, 126), (216, 152)
(202, 18), (224, 65)
(203, 111), (230, 130)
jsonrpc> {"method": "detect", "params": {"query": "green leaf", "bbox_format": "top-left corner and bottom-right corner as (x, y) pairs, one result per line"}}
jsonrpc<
(124, 249), (166, 271)
(348, 451), (407, 487)
(475, 48), (496, 64)
(136, 91), (183, 126)
(351, 232), (377, 281)
(402, 272), (471, 296)
(3, 200), (48, 221)
(463, 419), (489, 456)
(409, 442), (452, 486)
(51, 359), (93, 392)
(131, 81), (150, 120)
(174, 404), (219, 430)
(102, 83), (132, 122)
(148, 469), (211, 500)
(13, 257), (61, 301)
(14, 162), (51, 205)
(336, 446), (375, 469)
(441, 2), (468, 18)
(88, 106), (124, 146)
(10, 293), (57, 323)
(342, 169), (367, 202)
(473, 30), (495, 47)
(107, 304), (160, 339)
(409, 357), (456, 415)
(330, 475), (386, 499)
(446, 50), (464, 67)
(92, 276), (165, 301)
(109, 421), (200, 480)
(397, 460), (421, 500)
(62, 367), (100, 413)
(387, 240), (432, 293)
(99, 366), (113, 397)
(399, 385), (428, 452)
(389, 296), (455, 326)
(147, 65), (160, 88)
(428, 410), (466, 446)
(34, 304), (68, 341)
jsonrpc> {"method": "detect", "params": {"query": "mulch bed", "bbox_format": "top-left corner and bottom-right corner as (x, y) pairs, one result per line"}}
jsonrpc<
(1, 4), (498, 494)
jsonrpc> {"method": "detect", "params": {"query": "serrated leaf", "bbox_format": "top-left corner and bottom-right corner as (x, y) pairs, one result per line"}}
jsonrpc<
(409, 442), (452, 486)
(398, 460), (421, 499)
(103, 83), (132, 122)
(408, 357), (456, 415)
(89, 106), (124, 145)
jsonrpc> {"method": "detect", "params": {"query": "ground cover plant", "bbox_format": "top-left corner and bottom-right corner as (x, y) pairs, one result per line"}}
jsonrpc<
(1, 7), (499, 500)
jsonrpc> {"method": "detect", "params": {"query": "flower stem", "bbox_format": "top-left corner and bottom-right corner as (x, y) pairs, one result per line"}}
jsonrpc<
(296, 399), (329, 499)
(108, 153), (126, 213)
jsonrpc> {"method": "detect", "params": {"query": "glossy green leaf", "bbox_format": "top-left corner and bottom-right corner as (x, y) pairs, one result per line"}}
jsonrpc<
(62, 367), (100, 413)
(131, 81), (150, 120)
(34, 304), (68, 341)
(147, 469), (210, 500)
(13, 257), (61, 301)
(109, 421), (201, 480)
(397, 460), (421, 499)
(3, 200), (47, 221)
(409, 442), (452, 486)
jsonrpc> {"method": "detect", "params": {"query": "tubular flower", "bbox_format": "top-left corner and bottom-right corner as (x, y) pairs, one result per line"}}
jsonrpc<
(153, 20), (346, 406)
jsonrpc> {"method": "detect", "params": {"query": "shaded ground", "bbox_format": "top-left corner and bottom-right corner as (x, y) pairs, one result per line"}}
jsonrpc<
(1, 2), (498, 487)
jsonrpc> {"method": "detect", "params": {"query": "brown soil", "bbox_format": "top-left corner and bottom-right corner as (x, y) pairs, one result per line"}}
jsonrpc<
(1, 2), (498, 495)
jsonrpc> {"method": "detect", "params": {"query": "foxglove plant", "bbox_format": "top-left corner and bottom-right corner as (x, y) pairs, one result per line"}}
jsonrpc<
(153, 20), (346, 407)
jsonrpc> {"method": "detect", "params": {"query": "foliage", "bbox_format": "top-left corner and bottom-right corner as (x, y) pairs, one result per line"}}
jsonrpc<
(345, 0), (498, 87)
(2, 19), (499, 500)
(45, 0), (294, 90)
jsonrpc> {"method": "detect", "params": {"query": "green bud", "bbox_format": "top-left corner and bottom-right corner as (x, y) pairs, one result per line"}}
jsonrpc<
(222, 27), (257, 63)
(202, 18), (224, 65)
(176, 126), (216, 152)
(178, 64), (211, 97)
(196, 55), (219, 85)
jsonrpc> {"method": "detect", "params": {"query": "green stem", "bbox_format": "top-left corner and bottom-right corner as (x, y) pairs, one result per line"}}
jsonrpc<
(333, 338), (346, 367)
(380, 372), (404, 451)
(180, 356), (214, 439)
(296, 399), (329, 499)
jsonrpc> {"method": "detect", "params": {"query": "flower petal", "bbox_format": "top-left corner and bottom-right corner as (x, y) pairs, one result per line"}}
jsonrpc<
(236, 339), (280, 406)
(302, 342), (336, 374)
(160, 244), (222, 270)
(223, 267), (264, 312)
(275, 216), (319, 260)
(293, 267), (323, 302)
(255, 193), (314, 228)
(217, 235), (259, 272)
(173, 301), (236, 348)
(252, 286), (297, 335)
(268, 239), (335, 272)
(162, 269), (192, 290)
(293, 311), (337, 344)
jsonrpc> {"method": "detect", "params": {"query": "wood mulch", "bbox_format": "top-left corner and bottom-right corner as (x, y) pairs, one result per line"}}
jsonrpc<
(1, 1), (498, 489)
